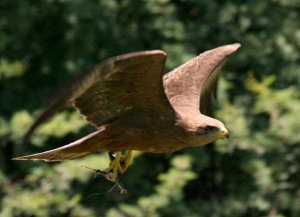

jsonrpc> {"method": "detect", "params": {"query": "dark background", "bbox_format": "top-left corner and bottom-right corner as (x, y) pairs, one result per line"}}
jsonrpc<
(1, 0), (300, 216)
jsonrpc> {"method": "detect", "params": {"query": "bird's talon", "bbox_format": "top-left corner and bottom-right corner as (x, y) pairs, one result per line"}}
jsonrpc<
(81, 151), (133, 183)
(104, 151), (132, 182)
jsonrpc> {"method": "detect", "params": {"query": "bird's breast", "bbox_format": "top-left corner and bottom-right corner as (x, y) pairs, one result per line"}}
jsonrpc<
(115, 125), (191, 153)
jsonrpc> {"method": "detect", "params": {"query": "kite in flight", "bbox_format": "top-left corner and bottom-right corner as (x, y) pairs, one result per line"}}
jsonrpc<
(14, 43), (240, 183)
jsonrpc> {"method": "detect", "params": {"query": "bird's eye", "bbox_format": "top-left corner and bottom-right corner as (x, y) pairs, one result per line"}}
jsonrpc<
(196, 126), (217, 135)
(206, 126), (217, 132)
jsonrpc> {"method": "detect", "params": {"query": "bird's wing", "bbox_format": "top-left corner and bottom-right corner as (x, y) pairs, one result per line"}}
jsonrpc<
(14, 129), (106, 161)
(22, 50), (176, 144)
(72, 51), (175, 127)
(163, 43), (240, 119)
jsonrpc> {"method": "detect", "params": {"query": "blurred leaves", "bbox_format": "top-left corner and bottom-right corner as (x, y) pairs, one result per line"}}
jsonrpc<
(0, 110), (86, 145)
(0, 59), (27, 78)
(106, 155), (196, 217)
(34, 111), (87, 145)
(0, 155), (111, 217)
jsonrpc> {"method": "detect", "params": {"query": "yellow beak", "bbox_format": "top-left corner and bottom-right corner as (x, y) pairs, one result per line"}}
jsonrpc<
(220, 127), (230, 138)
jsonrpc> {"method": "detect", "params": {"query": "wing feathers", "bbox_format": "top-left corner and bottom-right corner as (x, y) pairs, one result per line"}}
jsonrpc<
(21, 50), (175, 145)
(14, 129), (107, 162)
(163, 43), (241, 119)
(73, 51), (175, 127)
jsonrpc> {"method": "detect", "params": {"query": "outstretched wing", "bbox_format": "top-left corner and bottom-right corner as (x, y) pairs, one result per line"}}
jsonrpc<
(163, 43), (241, 119)
(14, 129), (106, 161)
(21, 50), (176, 145)
(72, 51), (175, 127)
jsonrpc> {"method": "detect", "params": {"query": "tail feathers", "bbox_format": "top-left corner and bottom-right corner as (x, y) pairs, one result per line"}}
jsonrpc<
(13, 129), (106, 162)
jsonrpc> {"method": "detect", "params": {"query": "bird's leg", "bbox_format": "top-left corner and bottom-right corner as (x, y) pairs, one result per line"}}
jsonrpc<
(104, 152), (121, 182)
(104, 150), (132, 182)
(118, 150), (132, 174)
(82, 165), (128, 194)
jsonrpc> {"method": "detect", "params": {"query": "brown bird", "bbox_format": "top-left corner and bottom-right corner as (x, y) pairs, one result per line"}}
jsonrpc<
(13, 43), (240, 182)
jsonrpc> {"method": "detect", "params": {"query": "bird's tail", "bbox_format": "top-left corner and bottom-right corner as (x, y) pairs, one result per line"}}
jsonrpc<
(12, 127), (111, 162)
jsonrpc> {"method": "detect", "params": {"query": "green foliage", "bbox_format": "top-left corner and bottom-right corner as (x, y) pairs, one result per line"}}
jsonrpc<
(0, 59), (27, 78)
(0, 155), (105, 217)
(106, 155), (196, 217)
(1, 0), (299, 216)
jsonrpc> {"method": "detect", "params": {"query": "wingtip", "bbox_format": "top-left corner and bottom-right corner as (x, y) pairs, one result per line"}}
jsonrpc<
(229, 43), (241, 51)
(210, 43), (241, 57)
(220, 43), (241, 53)
(12, 157), (28, 161)
(12, 155), (44, 161)
(146, 50), (167, 56)
(12, 156), (54, 162)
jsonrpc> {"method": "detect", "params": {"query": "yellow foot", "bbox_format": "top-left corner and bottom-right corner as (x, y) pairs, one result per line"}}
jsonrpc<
(104, 150), (132, 182)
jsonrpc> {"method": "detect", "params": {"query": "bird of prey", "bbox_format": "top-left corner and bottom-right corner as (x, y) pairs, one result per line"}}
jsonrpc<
(13, 43), (240, 183)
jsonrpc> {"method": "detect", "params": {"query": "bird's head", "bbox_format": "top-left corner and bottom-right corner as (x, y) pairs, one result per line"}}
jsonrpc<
(195, 116), (229, 139)
(178, 114), (229, 146)
(195, 123), (229, 139)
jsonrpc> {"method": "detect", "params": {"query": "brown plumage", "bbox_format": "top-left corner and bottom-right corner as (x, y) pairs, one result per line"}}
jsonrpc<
(13, 44), (240, 180)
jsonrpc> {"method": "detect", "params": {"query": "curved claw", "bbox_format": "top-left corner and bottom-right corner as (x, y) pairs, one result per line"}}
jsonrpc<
(104, 150), (132, 182)
(82, 165), (128, 194)
(83, 151), (132, 183)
